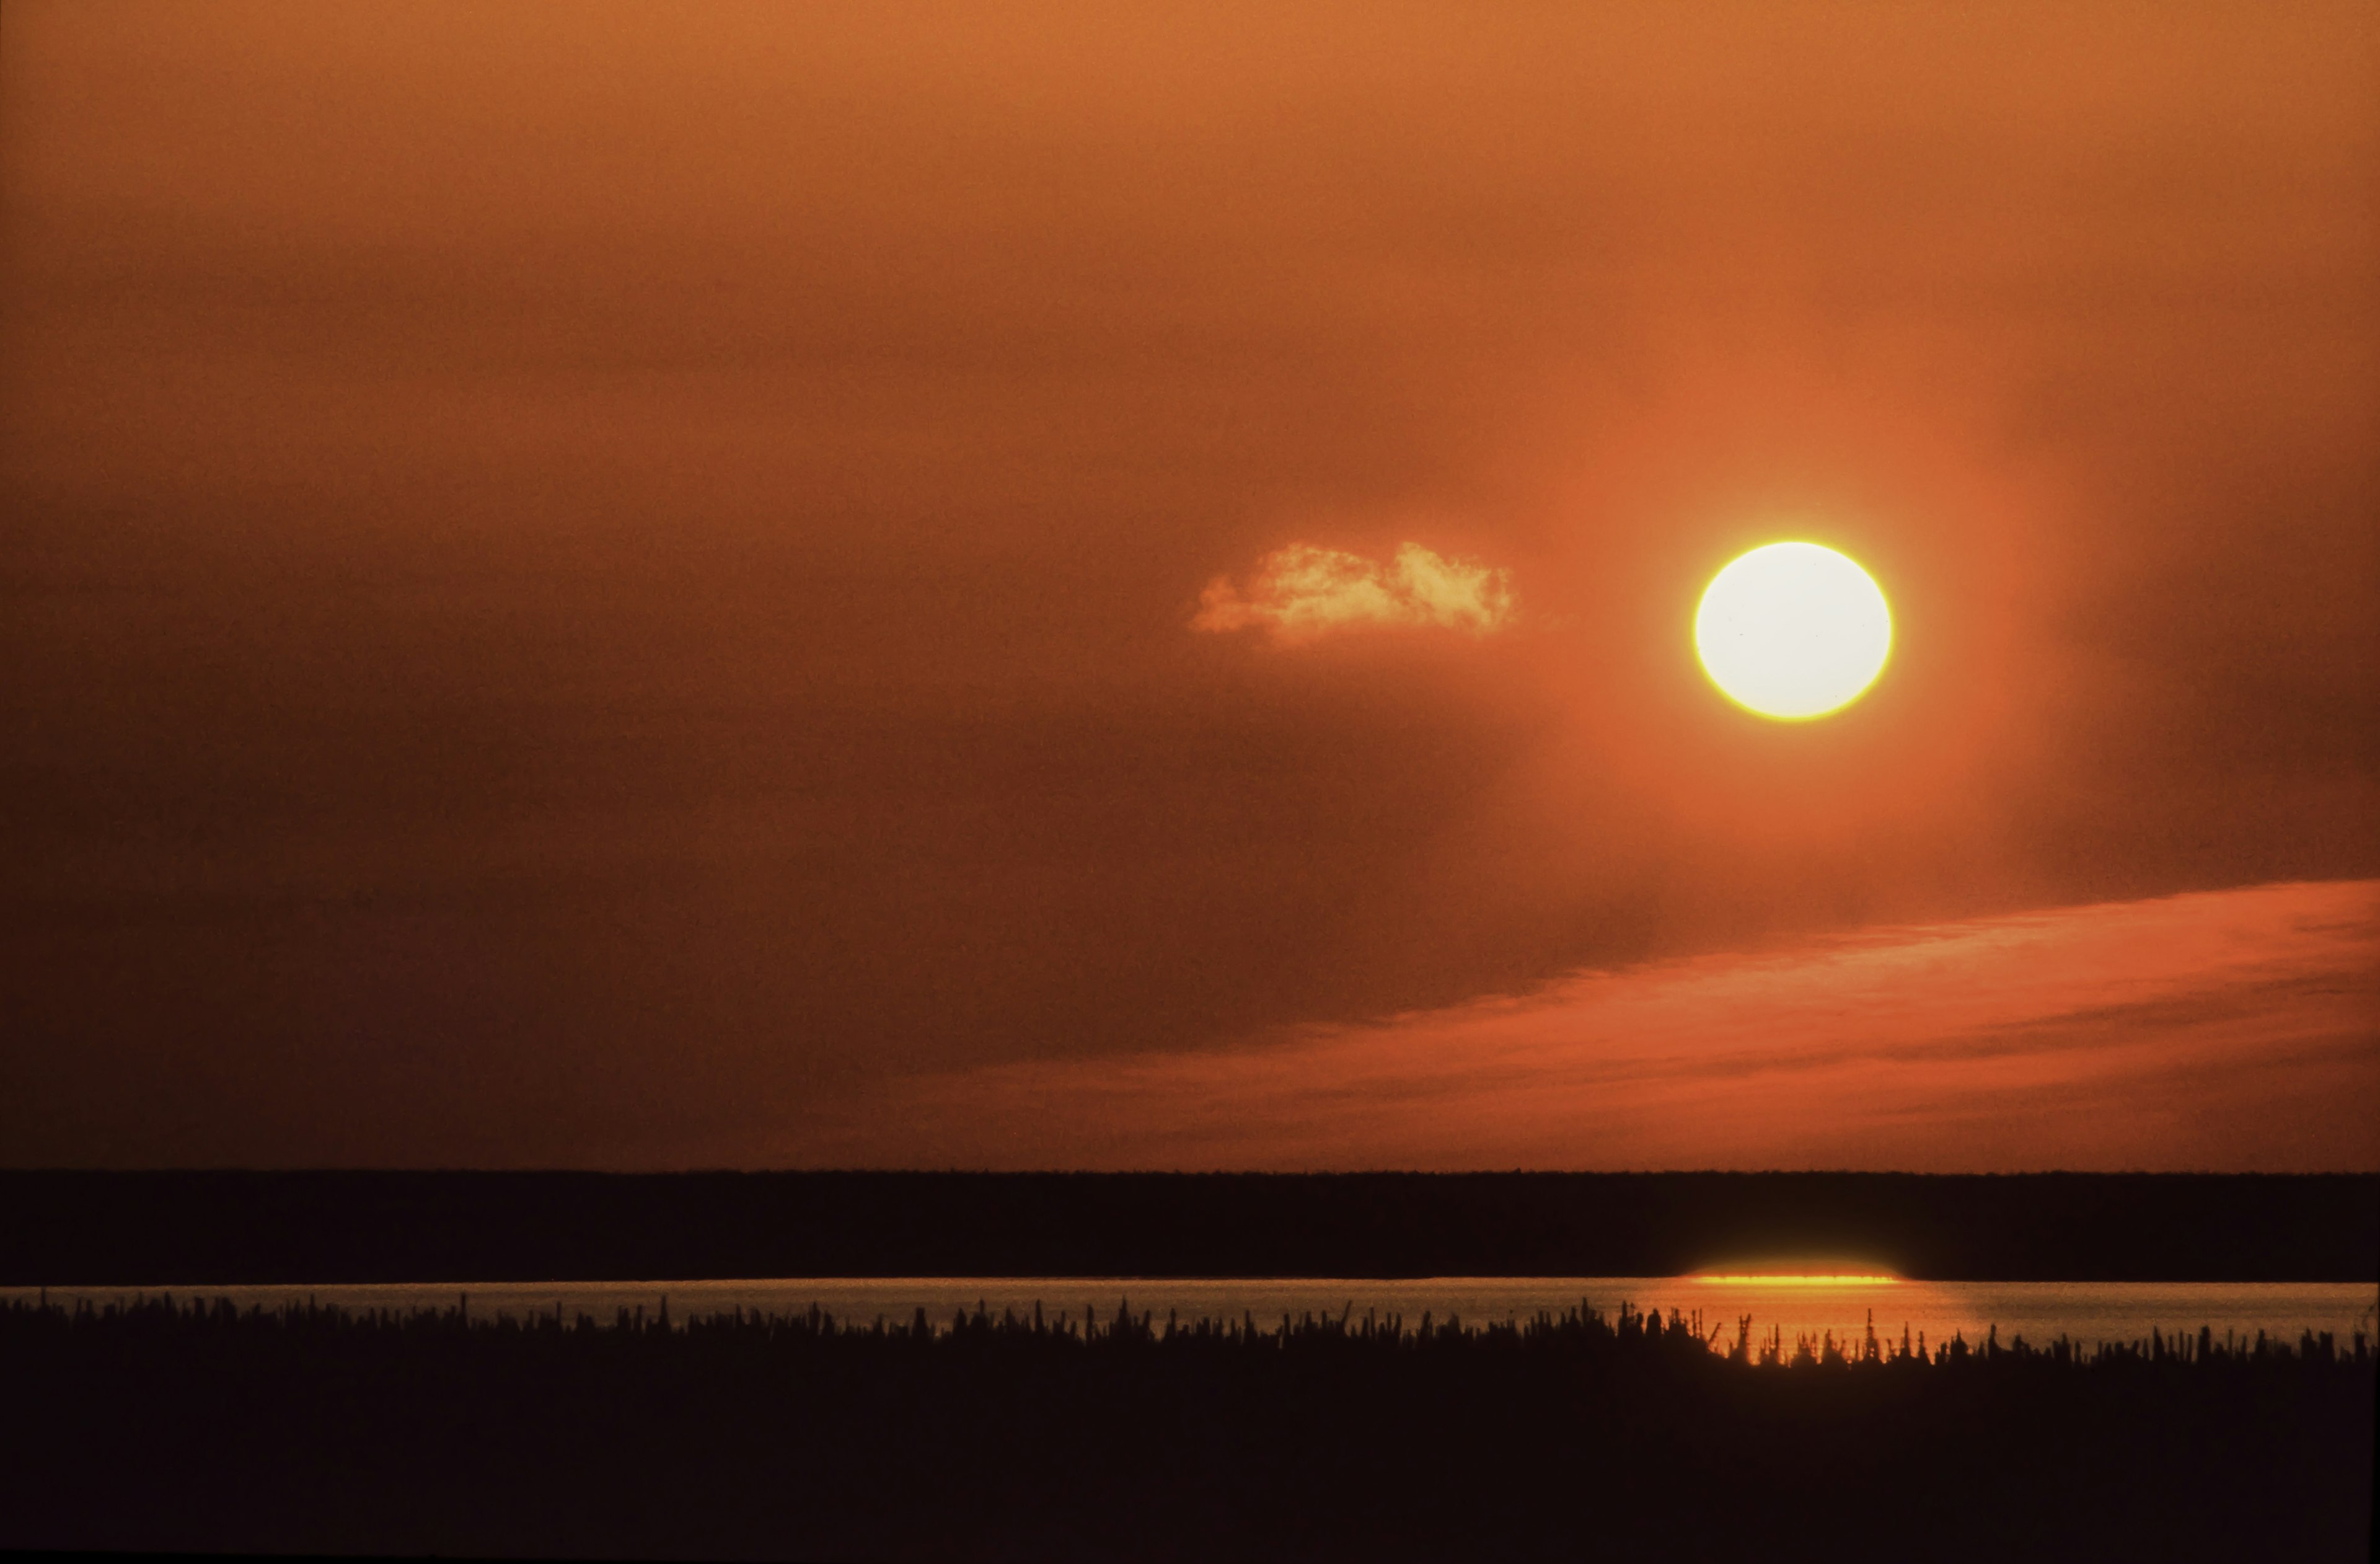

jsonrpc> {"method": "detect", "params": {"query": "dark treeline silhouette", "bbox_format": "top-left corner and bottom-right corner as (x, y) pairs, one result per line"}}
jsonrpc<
(1, 1294), (2369, 1562)
(7, 1169), (2376, 1283)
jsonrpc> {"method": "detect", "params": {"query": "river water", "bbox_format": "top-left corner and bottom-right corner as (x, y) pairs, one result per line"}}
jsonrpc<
(11, 1277), (2374, 1351)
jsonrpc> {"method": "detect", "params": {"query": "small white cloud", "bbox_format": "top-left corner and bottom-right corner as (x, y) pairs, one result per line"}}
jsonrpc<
(1192, 542), (1516, 643)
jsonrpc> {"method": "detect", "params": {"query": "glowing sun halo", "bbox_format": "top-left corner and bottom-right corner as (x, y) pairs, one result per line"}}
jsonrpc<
(1695, 542), (1892, 720)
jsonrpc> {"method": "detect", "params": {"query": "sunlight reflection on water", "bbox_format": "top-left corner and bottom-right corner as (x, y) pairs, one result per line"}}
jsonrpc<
(9, 1278), (2374, 1350)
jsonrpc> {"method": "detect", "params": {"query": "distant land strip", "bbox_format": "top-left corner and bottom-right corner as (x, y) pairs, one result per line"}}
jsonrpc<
(2, 1171), (2374, 1286)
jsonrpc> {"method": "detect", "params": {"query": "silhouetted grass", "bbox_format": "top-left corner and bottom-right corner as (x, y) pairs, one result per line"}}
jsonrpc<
(2, 1292), (2370, 1562)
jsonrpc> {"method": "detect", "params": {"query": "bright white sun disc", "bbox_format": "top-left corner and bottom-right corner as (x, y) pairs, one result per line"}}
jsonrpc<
(1695, 542), (1892, 720)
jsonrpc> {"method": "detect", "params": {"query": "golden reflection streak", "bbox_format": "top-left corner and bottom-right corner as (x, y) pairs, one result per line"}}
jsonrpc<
(1693, 1275), (1900, 1286)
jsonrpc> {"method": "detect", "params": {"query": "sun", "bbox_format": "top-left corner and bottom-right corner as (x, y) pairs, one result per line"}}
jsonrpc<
(1695, 542), (1892, 720)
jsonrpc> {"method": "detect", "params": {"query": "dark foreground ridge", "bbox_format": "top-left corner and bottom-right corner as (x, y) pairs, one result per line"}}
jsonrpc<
(7, 1169), (2378, 1283)
(2, 1293), (2370, 1563)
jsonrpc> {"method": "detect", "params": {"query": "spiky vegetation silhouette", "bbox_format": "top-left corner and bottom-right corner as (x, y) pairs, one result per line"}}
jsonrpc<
(2, 1292), (2369, 1562)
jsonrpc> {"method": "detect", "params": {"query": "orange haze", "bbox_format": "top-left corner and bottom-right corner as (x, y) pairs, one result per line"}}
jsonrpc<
(821, 881), (2380, 1170)
(1, 2), (2373, 1169)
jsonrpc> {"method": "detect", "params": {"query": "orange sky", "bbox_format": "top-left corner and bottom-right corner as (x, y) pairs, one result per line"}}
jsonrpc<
(1, 2), (2374, 1169)
(835, 881), (2380, 1170)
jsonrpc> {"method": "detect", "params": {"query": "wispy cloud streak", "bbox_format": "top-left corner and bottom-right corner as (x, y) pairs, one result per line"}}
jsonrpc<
(835, 881), (2380, 1171)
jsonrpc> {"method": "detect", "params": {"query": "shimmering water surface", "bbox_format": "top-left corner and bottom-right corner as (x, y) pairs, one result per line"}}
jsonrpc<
(12, 1278), (2374, 1351)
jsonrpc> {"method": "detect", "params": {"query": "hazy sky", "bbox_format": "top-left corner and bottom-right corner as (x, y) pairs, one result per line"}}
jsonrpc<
(4, 2), (2374, 1168)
